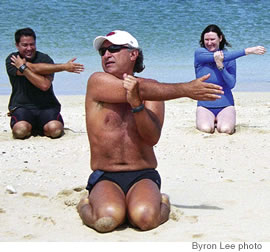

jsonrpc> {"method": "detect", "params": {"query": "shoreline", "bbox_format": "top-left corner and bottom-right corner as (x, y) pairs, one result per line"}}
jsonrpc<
(1, 93), (270, 241)
(1, 77), (270, 95)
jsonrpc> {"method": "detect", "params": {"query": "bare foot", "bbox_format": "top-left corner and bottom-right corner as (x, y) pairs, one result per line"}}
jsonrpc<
(161, 193), (171, 210)
(76, 197), (118, 233)
(76, 197), (89, 213)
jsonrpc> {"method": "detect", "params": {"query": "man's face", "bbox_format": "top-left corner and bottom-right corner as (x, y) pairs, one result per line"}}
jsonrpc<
(204, 32), (222, 52)
(100, 40), (134, 78)
(16, 36), (36, 60)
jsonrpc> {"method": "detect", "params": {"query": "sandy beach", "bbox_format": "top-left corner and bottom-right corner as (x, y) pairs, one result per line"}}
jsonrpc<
(0, 92), (270, 243)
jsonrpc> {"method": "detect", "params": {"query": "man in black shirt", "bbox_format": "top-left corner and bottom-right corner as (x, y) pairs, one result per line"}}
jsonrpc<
(6, 27), (84, 139)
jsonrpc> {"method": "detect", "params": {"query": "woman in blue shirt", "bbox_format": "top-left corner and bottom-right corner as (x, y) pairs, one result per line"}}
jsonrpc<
(195, 24), (266, 134)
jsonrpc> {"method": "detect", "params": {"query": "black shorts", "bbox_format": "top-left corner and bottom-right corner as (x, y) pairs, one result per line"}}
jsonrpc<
(10, 107), (64, 134)
(86, 169), (161, 195)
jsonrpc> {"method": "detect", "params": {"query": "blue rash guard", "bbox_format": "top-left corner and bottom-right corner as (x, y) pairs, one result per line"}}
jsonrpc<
(194, 47), (246, 108)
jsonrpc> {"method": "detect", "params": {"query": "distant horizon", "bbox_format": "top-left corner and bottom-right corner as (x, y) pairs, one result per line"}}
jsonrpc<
(1, 0), (269, 94)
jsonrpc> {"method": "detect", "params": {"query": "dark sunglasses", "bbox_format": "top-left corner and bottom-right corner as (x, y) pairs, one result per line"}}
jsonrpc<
(98, 45), (130, 56)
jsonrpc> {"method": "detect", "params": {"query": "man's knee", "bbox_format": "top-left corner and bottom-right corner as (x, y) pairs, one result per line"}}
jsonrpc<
(93, 216), (119, 233)
(79, 207), (119, 233)
(78, 199), (126, 233)
(43, 120), (63, 138)
(12, 122), (32, 139)
(95, 203), (126, 231)
(128, 203), (159, 231)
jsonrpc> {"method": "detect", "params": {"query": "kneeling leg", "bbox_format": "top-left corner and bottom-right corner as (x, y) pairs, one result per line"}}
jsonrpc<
(77, 180), (126, 233)
(126, 179), (170, 231)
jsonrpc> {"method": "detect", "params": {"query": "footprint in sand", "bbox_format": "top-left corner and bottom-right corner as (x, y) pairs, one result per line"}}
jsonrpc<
(169, 206), (199, 224)
(236, 124), (269, 134)
(0, 208), (6, 213)
(33, 215), (56, 226)
(23, 234), (35, 240)
(192, 233), (204, 239)
(169, 206), (184, 221)
(183, 215), (199, 224)
(22, 192), (48, 198)
(56, 185), (87, 207)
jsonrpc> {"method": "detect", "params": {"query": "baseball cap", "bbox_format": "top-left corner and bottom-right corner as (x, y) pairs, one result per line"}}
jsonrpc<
(93, 30), (139, 51)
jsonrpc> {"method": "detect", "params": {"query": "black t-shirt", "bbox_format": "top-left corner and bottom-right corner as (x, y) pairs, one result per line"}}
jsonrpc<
(6, 51), (61, 110)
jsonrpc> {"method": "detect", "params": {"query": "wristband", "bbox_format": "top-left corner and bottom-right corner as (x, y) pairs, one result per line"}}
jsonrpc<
(131, 103), (144, 113)
(18, 64), (27, 73)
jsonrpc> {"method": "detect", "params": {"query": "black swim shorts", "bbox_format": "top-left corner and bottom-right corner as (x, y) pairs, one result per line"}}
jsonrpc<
(86, 169), (161, 195)
(10, 107), (64, 134)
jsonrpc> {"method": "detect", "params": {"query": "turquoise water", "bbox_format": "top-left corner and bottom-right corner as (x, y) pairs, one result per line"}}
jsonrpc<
(0, 0), (269, 94)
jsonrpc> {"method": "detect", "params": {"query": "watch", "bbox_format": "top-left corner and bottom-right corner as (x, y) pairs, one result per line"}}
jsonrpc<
(218, 66), (224, 71)
(18, 64), (27, 73)
(131, 103), (145, 113)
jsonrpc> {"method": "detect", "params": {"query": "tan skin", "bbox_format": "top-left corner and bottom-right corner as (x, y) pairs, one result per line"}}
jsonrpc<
(196, 32), (267, 134)
(78, 41), (168, 232)
(77, 40), (224, 232)
(11, 35), (84, 139)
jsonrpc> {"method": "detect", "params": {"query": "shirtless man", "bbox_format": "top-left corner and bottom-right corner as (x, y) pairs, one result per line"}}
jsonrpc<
(77, 30), (223, 232)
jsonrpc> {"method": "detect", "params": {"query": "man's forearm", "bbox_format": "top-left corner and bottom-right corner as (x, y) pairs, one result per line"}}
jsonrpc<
(21, 67), (52, 91)
(138, 79), (188, 101)
(133, 106), (163, 146)
(138, 76), (223, 102)
(26, 62), (66, 74)
(26, 58), (84, 74)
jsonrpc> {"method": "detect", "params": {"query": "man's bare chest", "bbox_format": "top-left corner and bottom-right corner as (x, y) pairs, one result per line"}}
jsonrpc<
(100, 103), (135, 130)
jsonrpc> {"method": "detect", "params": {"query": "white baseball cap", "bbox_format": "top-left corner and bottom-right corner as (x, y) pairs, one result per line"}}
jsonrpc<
(93, 30), (139, 51)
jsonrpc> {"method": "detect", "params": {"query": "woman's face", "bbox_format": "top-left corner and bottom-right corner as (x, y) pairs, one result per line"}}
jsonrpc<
(204, 32), (222, 52)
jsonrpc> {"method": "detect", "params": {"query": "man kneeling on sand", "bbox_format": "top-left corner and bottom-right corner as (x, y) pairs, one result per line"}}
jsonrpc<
(77, 30), (223, 232)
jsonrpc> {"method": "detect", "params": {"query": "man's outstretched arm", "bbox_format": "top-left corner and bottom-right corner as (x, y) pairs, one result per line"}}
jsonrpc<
(137, 73), (223, 101)
(87, 72), (223, 104)
(11, 55), (84, 75)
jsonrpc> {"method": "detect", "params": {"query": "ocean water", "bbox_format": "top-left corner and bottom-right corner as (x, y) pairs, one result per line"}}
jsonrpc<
(0, 0), (269, 95)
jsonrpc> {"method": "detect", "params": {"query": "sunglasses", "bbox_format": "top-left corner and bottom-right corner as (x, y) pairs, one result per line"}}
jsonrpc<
(98, 45), (130, 56)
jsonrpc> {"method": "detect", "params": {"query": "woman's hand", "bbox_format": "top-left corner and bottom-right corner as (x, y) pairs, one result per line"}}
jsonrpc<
(214, 50), (224, 70)
(245, 46), (266, 55)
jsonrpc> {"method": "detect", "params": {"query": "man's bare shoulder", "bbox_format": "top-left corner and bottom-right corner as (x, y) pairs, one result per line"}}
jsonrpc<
(88, 71), (119, 84)
(88, 72), (104, 86)
(86, 72), (126, 104)
(87, 72), (111, 93)
(89, 71), (106, 78)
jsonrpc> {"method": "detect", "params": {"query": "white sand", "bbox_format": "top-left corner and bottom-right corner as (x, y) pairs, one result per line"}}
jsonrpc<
(0, 93), (270, 242)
